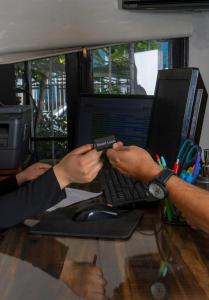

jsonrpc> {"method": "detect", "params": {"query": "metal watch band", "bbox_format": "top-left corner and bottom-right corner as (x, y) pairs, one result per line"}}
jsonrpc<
(155, 168), (176, 186)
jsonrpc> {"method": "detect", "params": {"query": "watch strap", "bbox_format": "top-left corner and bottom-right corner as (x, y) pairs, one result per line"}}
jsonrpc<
(155, 168), (176, 186)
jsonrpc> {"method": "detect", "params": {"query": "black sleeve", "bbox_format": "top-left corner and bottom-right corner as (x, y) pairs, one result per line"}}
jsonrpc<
(0, 176), (19, 196)
(0, 168), (66, 230)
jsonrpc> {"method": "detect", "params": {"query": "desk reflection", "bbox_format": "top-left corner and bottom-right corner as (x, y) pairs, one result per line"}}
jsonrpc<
(1, 210), (209, 300)
(0, 253), (79, 300)
(0, 226), (107, 300)
(111, 224), (209, 300)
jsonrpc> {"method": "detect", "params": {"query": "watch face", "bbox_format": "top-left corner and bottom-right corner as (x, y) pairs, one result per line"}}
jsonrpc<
(148, 183), (165, 200)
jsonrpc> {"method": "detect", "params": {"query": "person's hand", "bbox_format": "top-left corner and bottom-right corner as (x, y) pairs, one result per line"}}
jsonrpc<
(53, 144), (103, 189)
(60, 260), (108, 300)
(106, 142), (161, 182)
(16, 162), (52, 186)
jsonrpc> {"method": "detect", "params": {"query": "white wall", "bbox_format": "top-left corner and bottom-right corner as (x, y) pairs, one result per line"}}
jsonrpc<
(0, 0), (207, 146)
(0, 0), (192, 60)
(0, 0), (194, 62)
(189, 12), (209, 149)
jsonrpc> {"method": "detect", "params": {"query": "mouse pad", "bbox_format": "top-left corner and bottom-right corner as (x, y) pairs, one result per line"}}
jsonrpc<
(30, 204), (143, 240)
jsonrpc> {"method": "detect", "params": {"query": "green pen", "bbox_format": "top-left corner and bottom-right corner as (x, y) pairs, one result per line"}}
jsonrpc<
(160, 156), (174, 222)
(164, 197), (173, 222)
(156, 155), (173, 222)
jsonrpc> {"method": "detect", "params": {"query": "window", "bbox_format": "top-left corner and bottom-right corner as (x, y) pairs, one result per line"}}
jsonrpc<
(14, 38), (188, 159)
(92, 39), (175, 95)
(15, 62), (26, 105)
(93, 45), (130, 94)
(15, 56), (68, 161)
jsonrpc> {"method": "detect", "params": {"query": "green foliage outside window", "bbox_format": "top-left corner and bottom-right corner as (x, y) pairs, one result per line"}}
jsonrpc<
(93, 40), (162, 95)
(15, 56), (68, 160)
(135, 40), (158, 52)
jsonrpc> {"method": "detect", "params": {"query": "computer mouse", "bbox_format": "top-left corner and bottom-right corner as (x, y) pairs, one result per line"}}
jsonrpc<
(72, 203), (120, 222)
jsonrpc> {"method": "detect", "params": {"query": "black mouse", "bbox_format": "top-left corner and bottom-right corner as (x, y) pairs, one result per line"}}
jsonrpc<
(72, 203), (120, 222)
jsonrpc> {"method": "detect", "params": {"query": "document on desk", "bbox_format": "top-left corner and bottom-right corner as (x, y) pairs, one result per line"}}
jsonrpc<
(46, 188), (102, 212)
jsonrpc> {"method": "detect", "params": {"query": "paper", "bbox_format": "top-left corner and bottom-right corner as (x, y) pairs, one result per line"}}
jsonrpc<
(46, 188), (102, 212)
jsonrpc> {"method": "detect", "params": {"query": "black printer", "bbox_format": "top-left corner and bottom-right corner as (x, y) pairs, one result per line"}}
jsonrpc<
(0, 105), (31, 169)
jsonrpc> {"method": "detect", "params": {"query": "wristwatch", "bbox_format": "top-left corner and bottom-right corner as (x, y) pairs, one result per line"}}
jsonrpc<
(148, 168), (176, 200)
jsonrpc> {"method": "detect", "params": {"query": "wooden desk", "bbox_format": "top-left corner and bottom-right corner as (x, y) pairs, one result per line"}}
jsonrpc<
(0, 209), (209, 300)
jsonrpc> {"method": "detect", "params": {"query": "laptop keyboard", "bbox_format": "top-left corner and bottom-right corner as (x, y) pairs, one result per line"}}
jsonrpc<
(99, 165), (158, 208)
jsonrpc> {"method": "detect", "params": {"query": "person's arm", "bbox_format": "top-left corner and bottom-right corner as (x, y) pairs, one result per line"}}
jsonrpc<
(0, 162), (52, 197)
(0, 144), (103, 230)
(53, 144), (103, 189)
(16, 162), (52, 186)
(0, 168), (65, 229)
(165, 176), (209, 233)
(106, 143), (209, 233)
(0, 176), (18, 196)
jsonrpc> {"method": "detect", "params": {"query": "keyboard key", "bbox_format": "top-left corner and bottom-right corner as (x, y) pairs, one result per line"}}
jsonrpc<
(99, 165), (158, 208)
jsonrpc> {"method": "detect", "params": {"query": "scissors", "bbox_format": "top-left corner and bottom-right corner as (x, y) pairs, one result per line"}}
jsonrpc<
(177, 139), (202, 172)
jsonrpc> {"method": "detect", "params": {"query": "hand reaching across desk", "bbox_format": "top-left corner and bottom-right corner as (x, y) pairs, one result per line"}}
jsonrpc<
(106, 142), (160, 182)
(0, 143), (103, 230)
(107, 142), (209, 234)
(53, 144), (103, 189)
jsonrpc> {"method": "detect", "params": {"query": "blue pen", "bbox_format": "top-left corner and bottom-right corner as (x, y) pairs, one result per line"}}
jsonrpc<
(180, 170), (188, 180)
(161, 156), (167, 168)
(185, 173), (194, 183)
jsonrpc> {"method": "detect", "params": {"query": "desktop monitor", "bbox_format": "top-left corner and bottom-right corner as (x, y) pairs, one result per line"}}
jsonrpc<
(147, 68), (208, 167)
(75, 68), (207, 169)
(0, 105), (31, 169)
(74, 94), (154, 149)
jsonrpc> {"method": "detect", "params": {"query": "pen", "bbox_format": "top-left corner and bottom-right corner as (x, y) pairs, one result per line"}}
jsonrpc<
(180, 169), (188, 180)
(155, 154), (163, 169)
(187, 166), (194, 174)
(172, 158), (180, 174)
(159, 261), (168, 278)
(192, 152), (201, 182)
(161, 156), (167, 168)
(155, 154), (174, 222)
(156, 154), (173, 222)
(164, 197), (173, 222)
(184, 173), (193, 183)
